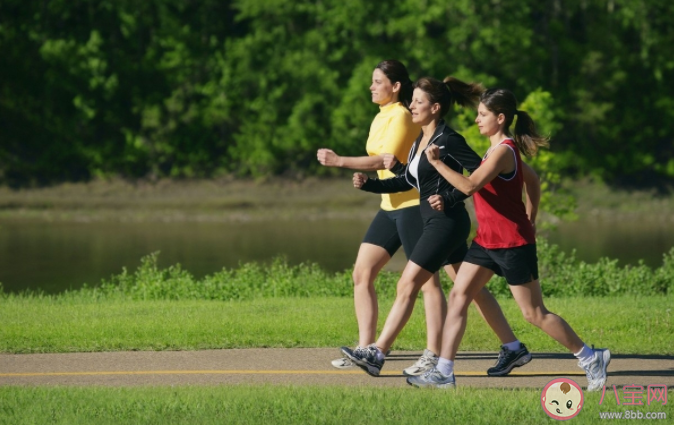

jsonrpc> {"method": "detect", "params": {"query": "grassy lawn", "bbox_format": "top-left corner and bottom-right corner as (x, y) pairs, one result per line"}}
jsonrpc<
(1, 296), (671, 354)
(1, 385), (671, 425)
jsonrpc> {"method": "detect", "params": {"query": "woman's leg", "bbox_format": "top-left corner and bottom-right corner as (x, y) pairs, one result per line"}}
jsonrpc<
(375, 261), (435, 353)
(419, 272), (446, 355)
(407, 263), (496, 387)
(444, 263), (517, 345)
(352, 243), (391, 347)
(509, 280), (584, 353)
(396, 206), (445, 353)
(440, 263), (495, 361)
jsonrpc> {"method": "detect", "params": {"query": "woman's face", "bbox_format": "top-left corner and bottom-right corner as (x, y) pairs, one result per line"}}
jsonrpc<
(370, 68), (397, 106)
(475, 102), (502, 136)
(409, 88), (438, 125)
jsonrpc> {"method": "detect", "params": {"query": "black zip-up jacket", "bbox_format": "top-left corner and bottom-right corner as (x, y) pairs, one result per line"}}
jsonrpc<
(361, 120), (480, 209)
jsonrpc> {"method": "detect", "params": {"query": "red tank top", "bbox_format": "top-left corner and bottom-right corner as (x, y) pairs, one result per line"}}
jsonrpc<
(473, 139), (536, 249)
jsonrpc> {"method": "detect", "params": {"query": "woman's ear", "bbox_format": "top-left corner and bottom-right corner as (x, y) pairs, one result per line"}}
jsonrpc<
(432, 103), (441, 115)
(497, 113), (506, 125)
(392, 81), (401, 93)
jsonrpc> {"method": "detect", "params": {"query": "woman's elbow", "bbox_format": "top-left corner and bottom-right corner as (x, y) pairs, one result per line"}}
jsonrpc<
(459, 186), (476, 196)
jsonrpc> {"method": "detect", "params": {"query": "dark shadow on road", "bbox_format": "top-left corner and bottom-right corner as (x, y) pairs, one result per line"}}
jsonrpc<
(388, 352), (674, 361)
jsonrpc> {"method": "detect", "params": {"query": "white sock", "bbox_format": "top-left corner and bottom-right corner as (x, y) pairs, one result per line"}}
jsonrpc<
(437, 357), (454, 376)
(503, 340), (521, 351)
(574, 344), (594, 364)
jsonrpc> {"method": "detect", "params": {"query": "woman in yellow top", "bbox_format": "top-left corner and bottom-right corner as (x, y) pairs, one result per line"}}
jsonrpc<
(317, 61), (526, 376)
(318, 60), (443, 373)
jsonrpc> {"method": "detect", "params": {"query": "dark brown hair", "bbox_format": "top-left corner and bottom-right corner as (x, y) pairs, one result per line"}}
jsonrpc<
(414, 76), (484, 117)
(375, 60), (413, 108)
(480, 88), (549, 157)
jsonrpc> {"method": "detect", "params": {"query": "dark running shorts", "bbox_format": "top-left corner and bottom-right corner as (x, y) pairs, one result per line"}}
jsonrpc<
(362, 205), (424, 259)
(408, 202), (470, 273)
(463, 241), (539, 285)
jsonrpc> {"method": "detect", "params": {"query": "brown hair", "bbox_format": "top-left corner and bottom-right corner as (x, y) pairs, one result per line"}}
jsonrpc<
(479, 88), (549, 157)
(560, 382), (571, 394)
(375, 60), (413, 108)
(414, 76), (484, 117)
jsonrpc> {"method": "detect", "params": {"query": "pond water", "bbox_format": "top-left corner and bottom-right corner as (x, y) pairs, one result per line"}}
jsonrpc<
(1, 217), (672, 294)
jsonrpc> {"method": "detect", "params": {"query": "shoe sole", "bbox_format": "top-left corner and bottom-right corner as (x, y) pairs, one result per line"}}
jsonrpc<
(487, 352), (533, 377)
(352, 359), (381, 376)
(406, 377), (456, 389)
(339, 346), (351, 358)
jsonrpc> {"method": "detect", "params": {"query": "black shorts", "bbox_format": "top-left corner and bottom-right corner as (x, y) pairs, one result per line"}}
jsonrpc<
(408, 202), (471, 273)
(362, 205), (423, 259)
(463, 241), (539, 285)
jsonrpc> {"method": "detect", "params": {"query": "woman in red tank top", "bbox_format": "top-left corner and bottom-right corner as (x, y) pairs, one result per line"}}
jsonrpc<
(406, 88), (611, 392)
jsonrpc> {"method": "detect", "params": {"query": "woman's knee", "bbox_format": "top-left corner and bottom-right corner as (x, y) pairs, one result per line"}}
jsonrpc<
(419, 278), (443, 296)
(448, 288), (472, 311)
(395, 278), (421, 300)
(352, 264), (377, 287)
(521, 307), (545, 327)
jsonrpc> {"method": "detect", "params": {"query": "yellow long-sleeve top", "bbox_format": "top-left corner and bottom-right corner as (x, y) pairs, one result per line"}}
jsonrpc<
(365, 102), (421, 211)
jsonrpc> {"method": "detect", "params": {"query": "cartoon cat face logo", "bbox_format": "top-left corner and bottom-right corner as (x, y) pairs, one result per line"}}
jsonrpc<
(541, 378), (584, 420)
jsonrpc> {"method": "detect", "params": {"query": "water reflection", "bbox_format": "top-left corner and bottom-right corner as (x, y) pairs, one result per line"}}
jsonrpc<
(0, 218), (671, 294)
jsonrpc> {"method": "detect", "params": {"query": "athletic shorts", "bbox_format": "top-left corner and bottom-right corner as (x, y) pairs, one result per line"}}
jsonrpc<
(362, 205), (423, 259)
(463, 241), (539, 285)
(408, 202), (471, 273)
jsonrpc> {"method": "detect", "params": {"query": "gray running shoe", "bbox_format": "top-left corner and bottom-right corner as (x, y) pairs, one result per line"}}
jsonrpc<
(406, 367), (456, 389)
(580, 348), (611, 391)
(333, 346), (390, 370)
(343, 344), (385, 376)
(487, 343), (533, 376)
(403, 349), (439, 376)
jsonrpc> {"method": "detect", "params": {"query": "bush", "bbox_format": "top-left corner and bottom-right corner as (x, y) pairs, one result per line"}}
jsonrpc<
(3, 239), (671, 301)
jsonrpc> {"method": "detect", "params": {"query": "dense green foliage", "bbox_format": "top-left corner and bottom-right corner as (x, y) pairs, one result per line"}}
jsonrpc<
(3, 239), (670, 300)
(1, 0), (673, 186)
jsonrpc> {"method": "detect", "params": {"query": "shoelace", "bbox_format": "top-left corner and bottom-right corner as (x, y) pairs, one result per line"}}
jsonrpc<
(364, 345), (379, 360)
(414, 355), (434, 367)
(494, 348), (509, 367)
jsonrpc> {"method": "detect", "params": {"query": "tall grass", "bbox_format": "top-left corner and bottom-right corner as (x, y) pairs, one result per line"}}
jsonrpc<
(2, 385), (671, 425)
(3, 238), (669, 301)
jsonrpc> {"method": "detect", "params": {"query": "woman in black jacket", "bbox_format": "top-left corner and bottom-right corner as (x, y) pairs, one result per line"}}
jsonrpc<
(344, 77), (539, 377)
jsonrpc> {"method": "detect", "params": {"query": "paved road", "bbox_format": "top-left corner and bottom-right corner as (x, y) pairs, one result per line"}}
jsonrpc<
(1, 349), (672, 389)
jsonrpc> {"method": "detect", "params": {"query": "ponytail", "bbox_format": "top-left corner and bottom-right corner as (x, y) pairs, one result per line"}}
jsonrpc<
(398, 78), (414, 109)
(513, 110), (549, 157)
(481, 89), (549, 157)
(443, 77), (484, 110)
(415, 76), (484, 117)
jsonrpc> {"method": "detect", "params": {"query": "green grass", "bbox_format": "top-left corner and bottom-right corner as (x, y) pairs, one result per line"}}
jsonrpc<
(0, 385), (671, 425)
(1, 296), (671, 354)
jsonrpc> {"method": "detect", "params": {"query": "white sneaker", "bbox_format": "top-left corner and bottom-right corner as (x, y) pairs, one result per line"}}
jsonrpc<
(407, 367), (456, 389)
(403, 349), (439, 376)
(580, 348), (611, 392)
(331, 346), (360, 369)
(331, 357), (354, 369)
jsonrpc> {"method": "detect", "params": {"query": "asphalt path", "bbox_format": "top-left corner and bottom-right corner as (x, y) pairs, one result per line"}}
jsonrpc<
(2, 349), (673, 390)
